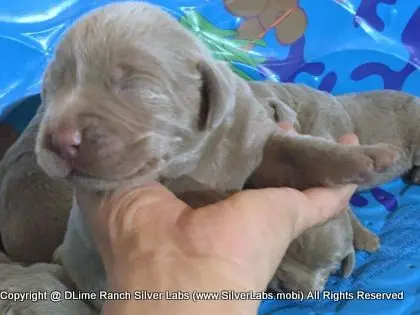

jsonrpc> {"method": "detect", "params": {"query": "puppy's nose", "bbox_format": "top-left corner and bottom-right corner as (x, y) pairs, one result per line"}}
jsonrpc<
(49, 124), (81, 160)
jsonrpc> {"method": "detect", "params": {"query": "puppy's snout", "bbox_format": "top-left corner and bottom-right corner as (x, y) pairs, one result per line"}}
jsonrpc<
(48, 123), (81, 160)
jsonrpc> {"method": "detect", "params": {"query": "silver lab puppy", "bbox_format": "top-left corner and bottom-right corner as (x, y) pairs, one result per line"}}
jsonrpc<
(0, 99), (72, 264)
(35, 1), (416, 310)
(0, 252), (96, 314)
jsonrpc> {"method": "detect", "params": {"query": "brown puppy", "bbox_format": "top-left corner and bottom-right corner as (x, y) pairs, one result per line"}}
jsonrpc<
(0, 98), (72, 264)
(225, 0), (307, 45)
(35, 2), (405, 310)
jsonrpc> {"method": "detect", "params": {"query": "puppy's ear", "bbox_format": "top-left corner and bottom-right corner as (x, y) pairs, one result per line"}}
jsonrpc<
(198, 60), (236, 129)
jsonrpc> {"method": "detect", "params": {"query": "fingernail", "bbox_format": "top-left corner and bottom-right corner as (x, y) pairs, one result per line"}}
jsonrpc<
(338, 134), (359, 145)
(278, 121), (297, 134)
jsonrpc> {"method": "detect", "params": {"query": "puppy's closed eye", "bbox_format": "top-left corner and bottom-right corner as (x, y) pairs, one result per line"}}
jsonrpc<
(109, 65), (141, 90)
(83, 125), (124, 160)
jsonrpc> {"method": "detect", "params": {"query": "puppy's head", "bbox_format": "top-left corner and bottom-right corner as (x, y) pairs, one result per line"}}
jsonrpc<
(35, 1), (237, 190)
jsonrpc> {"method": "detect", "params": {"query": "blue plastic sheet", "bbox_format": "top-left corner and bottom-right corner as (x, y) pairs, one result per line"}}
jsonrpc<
(1, 0), (420, 314)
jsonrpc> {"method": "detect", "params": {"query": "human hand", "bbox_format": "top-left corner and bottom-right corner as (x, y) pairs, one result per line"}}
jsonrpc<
(79, 122), (359, 315)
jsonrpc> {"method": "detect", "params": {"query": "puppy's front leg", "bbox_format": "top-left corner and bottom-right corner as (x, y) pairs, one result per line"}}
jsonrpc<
(248, 130), (401, 190)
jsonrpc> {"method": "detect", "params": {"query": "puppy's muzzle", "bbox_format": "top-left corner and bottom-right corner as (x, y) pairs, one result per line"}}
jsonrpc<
(36, 121), (81, 179)
(47, 123), (81, 162)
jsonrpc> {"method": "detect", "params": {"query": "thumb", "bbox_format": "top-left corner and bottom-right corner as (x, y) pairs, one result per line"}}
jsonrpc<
(296, 132), (360, 230)
(217, 185), (354, 245)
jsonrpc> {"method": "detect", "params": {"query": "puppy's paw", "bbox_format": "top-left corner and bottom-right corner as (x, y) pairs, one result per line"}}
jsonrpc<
(297, 273), (328, 296)
(338, 143), (400, 185)
(268, 269), (328, 296)
(354, 231), (380, 253)
(360, 143), (401, 174)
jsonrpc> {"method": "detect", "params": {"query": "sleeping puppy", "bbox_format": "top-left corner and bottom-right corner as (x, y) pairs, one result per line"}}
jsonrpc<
(35, 2), (412, 309)
(0, 96), (72, 264)
(0, 251), (96, 314)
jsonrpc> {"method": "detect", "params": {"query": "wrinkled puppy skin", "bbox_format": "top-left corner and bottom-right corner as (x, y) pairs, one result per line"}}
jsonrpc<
(34, 2), (416, 310)
(0, 97), (73, 264)
(0, 251), (96, 315)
